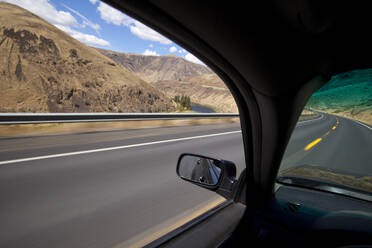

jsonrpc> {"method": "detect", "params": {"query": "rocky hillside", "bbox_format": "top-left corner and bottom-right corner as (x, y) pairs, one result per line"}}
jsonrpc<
(97, 49), (213, 82)
(153, 74), (238, 113)
(97, 49), (238, 113)
(0, 2), (174, 113)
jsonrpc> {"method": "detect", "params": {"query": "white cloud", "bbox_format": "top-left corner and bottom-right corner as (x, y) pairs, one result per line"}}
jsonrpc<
(185, 53), (204, 65)
(61, 3), (101, 35)
(149, 44), (153, 48)
(89, 0), (99, 4)
(55, 25), (110, 47)
(169, 46), (177, 53)
(142, 49), (160, 56)
(1, 0), (110, 47)
(97, 1), (133, 26)
(130, 21), (172, 44)
(2, 0), (78, 27)
(95, 1), (172, 45)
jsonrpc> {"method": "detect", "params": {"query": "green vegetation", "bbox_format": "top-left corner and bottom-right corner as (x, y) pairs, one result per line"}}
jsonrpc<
(304, 69), (372, 124)
(173, 95), (191, 111)
(306, 69), (372, 111)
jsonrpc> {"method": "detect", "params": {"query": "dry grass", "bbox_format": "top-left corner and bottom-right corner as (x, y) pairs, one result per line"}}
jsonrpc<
(281, 167), (372, 193)
(0, 118), (239, 137)
(299, 110), (319, 121)
(152, 79), (238, 113)
(326, 109), (372, 126)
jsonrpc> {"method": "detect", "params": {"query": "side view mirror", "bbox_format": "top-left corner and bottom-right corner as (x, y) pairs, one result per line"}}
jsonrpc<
(177, 153), (238, 200)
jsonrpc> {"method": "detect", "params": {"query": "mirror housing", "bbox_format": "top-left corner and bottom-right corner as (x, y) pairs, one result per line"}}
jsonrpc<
(177, 153), (238, 200)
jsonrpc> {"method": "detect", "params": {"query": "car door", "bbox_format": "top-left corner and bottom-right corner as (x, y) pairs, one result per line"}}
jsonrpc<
(111, 1), (372, 247)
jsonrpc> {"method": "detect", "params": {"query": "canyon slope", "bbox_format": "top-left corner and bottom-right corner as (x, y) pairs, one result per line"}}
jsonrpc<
(97, 49), (238, 113)
(153, 74), (238, 113)
(306, 69), (372, 125)
(97, 49), (213, 82)
(0, 2), (174, 113)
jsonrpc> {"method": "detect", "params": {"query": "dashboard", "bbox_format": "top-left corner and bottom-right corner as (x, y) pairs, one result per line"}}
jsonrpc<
(253, 184), (372, 247)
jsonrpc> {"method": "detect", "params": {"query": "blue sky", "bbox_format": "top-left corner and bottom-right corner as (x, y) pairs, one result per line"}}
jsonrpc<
(1, 0), (203, 64)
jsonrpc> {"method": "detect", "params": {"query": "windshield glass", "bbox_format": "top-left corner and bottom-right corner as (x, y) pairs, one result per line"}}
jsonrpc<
(278, 69), (372, 198)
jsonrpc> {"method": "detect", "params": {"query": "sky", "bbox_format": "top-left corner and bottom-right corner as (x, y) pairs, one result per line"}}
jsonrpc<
(1, 0), (204, 64)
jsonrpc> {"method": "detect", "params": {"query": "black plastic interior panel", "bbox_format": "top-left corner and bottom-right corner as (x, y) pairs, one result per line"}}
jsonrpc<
(253, 185), (372, 246)
(159, 203), (245, 248)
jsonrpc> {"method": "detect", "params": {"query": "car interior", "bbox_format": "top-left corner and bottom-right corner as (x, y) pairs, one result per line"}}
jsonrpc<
(101, 1), (372, 247)
(1, 0), (371, 247)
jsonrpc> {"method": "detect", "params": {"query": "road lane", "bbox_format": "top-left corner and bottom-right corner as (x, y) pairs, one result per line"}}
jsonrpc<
(0, 131), (241, 166)
(0, 122), (240, 161)
(0, 113), (371, 248)
(281, 113), (372, 175)
(0, 123), (245, 248)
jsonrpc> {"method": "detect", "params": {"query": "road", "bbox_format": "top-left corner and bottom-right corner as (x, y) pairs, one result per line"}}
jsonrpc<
(0, 122), (244, 248)
(0, 113), (371, 247)
(280, 112), (372, 175)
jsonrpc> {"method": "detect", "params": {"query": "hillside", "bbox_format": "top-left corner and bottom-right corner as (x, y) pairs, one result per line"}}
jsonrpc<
(153, 74), (238, 113)
(306, 69), (372, 125)
(97, 49), (238, 113)
(96, 48), (213, 82)
(0, 2), (174, 113)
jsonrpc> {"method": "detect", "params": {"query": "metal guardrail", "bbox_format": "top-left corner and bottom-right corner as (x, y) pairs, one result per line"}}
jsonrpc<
(0, 113), (239, 124)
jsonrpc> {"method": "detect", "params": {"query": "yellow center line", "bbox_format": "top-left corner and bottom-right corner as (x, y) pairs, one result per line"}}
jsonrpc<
(304, 138), (322, 151)
(303, 118), (339, 151)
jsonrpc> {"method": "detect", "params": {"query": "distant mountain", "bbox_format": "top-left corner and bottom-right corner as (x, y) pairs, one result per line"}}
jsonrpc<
(97, 49), (238, 113)
(96, 48), (213, 83)
(306, 69), (372, 125)
(0, 2), (174, 113)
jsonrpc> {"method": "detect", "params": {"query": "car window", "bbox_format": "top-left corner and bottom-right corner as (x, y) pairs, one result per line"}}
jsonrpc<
(278, 69), (372, 200)
(0, 1), (244, 247)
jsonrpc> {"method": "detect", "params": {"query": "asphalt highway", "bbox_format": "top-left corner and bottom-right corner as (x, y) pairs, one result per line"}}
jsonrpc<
(0, 122), (244, 248)
(0, 113), (371, 247)
(280, 112), (372, 175)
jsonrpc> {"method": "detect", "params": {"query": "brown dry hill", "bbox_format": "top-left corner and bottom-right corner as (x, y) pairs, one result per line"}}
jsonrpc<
(0, 2), (174, 113)
(97, 49), (238, 113)
(153, 74), (238, 113)
(96, 49), (213, 82)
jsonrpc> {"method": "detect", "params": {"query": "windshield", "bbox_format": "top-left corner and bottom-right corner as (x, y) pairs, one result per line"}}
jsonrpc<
(278, 69), (372, 199)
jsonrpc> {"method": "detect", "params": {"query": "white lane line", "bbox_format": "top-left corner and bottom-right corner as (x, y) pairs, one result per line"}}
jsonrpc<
(353, 119), (372, 131)
(0, 131), (242, 166)
(297, 114), (324, 125)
